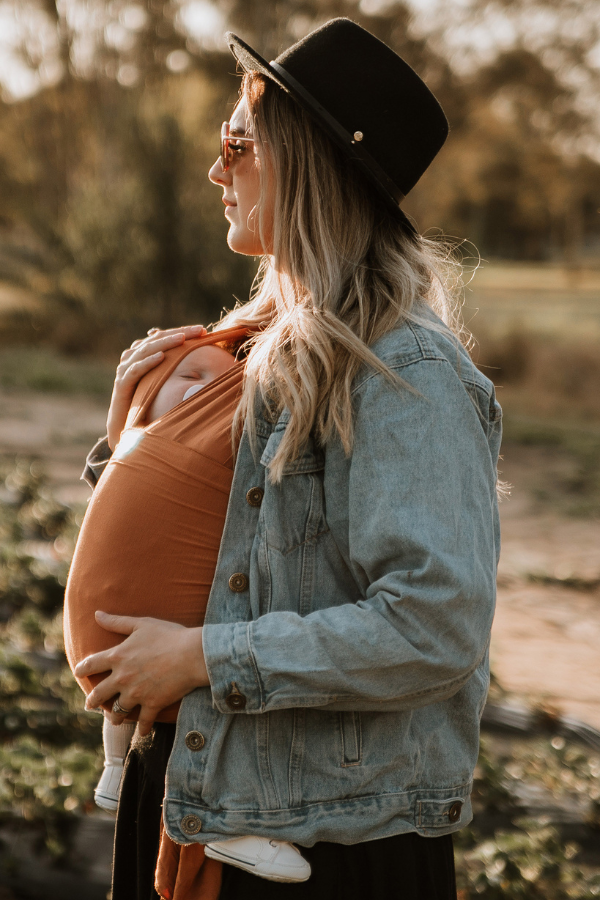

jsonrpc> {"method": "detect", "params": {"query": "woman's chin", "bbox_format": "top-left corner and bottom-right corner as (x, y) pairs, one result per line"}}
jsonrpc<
(226, 225), (264, 256)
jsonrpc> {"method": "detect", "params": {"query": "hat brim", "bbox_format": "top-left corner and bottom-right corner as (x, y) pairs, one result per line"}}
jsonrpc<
(226, 32), (417, 236)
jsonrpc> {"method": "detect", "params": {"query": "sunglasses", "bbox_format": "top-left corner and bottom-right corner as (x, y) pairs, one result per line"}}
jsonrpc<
(221, 121), (256, 172)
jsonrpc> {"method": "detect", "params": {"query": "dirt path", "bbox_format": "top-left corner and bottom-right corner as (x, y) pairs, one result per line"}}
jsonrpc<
(0, 390), (107, 504)
(1, 389), (599, 730)
(493, 447), (600, 729)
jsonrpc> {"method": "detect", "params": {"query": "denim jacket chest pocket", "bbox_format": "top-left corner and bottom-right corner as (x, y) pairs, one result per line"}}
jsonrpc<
(258, 425), (327, 554)
(255, 424), (329, 618)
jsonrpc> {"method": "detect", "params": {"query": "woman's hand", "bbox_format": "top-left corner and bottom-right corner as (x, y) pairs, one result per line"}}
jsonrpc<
(107, 325), (207, 450)
(74, 611), (210, 736)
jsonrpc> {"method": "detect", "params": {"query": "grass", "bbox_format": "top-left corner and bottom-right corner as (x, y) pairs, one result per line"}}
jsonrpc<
(0, 347), (115, 398)
(456, 262), (600, 516)
(464, 261), (600, 341)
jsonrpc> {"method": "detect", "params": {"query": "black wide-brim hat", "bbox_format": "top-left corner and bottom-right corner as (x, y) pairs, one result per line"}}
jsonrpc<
(226, 18), (449, 234)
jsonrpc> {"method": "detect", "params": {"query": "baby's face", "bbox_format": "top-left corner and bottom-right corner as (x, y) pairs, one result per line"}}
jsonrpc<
(147, 344), (236, 423)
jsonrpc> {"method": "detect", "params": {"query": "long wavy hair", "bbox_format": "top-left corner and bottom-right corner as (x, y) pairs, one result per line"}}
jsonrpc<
(217, 73), (467, 482)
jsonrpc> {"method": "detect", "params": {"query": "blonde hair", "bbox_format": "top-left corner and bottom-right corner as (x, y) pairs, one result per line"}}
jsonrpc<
(217, 74), (467, 482)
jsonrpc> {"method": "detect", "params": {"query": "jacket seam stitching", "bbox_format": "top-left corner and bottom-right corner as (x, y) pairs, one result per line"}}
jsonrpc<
(245, 622), (266, 711)
(171, 782), (473, 815)
(351, 355), (448, 397)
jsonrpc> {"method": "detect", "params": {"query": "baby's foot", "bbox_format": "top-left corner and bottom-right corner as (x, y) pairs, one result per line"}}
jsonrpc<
(94, 762), (124, 815)
(204, 836), (311, 882)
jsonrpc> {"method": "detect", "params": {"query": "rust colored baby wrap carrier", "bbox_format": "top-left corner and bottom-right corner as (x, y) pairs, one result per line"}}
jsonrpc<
(64, 326), (249, 723)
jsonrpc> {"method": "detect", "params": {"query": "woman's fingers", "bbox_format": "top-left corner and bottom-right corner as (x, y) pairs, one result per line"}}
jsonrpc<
(106, 699), (160, 735)
(143, 324), (206, 341)
(119, 332), (185, 370)
(128, 325), (205, 356)
(94, 610), (138, 634)
(87, 682), (118, 711)
(78, 617), (209, 728)
(106, 325), (206, 449)
(136, 705), (162, 737)
(115, 352), (164, 388)
(75, 614), (137, 683)
(124, 324), (206, 361)
(75, 648), (114, 681)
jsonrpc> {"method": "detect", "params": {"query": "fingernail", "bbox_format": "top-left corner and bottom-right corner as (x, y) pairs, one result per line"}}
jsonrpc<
(190, 325), (205, 333)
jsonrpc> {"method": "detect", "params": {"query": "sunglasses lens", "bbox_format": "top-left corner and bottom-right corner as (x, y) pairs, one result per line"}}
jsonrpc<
(221, 123), (230, 171)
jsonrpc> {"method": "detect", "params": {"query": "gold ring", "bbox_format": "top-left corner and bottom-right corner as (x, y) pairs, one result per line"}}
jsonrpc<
(112, 698), (133, 716)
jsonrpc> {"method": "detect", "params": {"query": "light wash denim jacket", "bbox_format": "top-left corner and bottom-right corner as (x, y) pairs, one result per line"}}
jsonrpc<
(85, 311), (501, 848)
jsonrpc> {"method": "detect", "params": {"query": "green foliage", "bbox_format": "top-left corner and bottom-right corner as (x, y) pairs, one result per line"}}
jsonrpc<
(458, 822), (600, 898)
(458, 734), (600, 897)
(472, 739), (514, 814)
(500, 419), (600, 518)
(0, 458), (102, 859)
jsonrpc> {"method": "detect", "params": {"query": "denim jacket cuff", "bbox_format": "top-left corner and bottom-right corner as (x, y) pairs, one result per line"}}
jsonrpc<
(81, 436), (112, 489)
(202, 622), (264, 713)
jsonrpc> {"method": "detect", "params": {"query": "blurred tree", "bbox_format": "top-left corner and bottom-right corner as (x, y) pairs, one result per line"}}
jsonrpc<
(0, 0), (599, 356)
(0, 0), (255, 353)
(403, 0), (600, 258)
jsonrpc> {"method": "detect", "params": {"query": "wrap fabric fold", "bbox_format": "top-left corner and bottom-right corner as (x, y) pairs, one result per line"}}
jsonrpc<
(155, 815), (222, 900)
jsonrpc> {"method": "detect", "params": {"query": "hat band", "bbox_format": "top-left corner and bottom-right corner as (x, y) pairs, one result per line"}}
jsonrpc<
(269, 61), (405, 206)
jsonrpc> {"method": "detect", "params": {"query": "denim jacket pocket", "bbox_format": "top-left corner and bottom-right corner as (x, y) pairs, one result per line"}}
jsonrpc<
(260, 426), (325, 474)
(339, 711), (362, 767)
(258, 427), (327, 557)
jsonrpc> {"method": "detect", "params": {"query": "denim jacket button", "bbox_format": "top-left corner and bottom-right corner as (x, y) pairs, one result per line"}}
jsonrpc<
(226, 683), (247, 711)
(180, 814), (202, 835)
(228, 573), (248, 592)
(185, 731), (205, 751)
(448, 801), (462, 824)
(246, 487), (264, 507)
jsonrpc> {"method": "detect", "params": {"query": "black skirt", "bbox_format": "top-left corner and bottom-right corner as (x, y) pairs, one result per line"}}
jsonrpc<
(111, 723), (457, 900)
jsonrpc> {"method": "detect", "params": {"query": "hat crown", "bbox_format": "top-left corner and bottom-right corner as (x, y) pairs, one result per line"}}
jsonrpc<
(227, 18), (449, 223)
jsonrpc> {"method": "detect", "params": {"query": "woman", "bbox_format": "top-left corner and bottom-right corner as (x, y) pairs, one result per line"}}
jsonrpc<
(75, 18), (501, 900)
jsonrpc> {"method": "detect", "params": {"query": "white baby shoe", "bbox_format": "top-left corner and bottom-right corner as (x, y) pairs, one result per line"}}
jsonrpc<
(94, 762), (124, 814)
(204, 836), (311, 883)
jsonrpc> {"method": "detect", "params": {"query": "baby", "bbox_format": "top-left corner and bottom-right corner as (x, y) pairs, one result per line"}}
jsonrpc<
(91, 340), (311, 884)
(94, 341), (236, 816)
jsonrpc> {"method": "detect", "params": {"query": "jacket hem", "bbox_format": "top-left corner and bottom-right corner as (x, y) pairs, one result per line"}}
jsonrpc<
(163, 784), (473, 847)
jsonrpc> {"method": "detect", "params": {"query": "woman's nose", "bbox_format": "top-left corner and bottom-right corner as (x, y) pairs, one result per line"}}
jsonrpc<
(208, 157), (229, 185)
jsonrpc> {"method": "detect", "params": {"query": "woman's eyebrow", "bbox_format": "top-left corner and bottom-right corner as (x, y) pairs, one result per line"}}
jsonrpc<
(230, 126), (251, 137)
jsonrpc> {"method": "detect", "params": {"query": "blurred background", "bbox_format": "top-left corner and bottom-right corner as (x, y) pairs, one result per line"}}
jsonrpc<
(0, 1), (599, 898)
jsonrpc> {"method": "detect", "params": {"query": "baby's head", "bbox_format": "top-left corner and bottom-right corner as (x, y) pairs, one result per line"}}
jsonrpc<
(147, 344), (236, 423)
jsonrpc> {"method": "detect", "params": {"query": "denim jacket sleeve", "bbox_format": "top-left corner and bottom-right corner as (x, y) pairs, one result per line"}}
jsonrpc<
(81, 436), (112, 489)
(203, 349), (501, 714)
